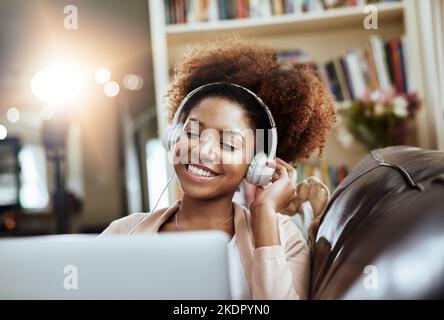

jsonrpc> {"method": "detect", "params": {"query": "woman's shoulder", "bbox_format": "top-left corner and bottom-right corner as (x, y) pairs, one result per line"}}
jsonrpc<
(98, 207), (169, 237)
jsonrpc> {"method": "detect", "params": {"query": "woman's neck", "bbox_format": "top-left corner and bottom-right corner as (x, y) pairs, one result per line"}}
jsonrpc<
(178, 193), (235, 230)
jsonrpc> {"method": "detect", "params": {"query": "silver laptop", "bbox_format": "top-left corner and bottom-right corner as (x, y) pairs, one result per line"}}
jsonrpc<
(0, 231), (231, 300)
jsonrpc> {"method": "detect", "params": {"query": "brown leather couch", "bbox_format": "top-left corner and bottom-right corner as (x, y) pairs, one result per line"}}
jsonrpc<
(311, 146), (444, 299)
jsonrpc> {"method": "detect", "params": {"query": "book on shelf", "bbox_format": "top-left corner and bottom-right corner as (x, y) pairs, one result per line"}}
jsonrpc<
(164, 0), (401, 25)
(278, 34), (409, 103)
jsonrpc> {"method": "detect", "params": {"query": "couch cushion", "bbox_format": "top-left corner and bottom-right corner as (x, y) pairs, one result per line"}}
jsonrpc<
(311, 146), (444, 299)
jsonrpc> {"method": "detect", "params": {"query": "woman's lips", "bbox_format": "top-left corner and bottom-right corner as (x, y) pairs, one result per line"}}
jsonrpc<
(181, 164), (221, 182)
(187, 163), (220, 175)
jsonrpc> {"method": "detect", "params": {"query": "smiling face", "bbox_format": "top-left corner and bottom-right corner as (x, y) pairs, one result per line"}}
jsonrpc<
(173, 96), (256, 200)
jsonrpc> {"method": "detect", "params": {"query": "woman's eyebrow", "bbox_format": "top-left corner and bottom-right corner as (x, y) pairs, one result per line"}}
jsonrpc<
(187, 117), (245, 142)
(188, 117), (200, 123)
(184, 117), (201, 128)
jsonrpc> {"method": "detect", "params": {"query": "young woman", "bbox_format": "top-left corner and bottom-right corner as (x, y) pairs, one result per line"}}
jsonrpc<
(100, 39), (336, 300)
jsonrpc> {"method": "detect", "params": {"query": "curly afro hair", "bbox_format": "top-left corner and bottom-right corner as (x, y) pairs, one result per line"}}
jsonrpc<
(166, 38), (336, 163)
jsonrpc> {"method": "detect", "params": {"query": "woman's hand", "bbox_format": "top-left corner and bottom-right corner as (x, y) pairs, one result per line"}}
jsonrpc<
(251, 158), (298, 213)
(280, 176), (330, 218)
(249, 158), (297, 248)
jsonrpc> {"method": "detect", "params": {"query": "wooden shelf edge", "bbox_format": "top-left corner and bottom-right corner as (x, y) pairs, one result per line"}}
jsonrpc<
(166, 1), (404, 37)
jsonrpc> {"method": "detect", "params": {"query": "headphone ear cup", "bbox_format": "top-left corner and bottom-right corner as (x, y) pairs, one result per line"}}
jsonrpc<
(246, 152), (275, 187)
(162, 125), (174, 151)
(162, 124), (183, 152)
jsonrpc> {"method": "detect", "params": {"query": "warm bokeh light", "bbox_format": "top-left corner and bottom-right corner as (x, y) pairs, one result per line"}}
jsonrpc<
(104, 81), (120, 97)
(31, 61), (85, 105)
(4, 215), (16, 230)
(123, 74), (143, 91)
(0, 124), (7, 140)
(40, 105), (56, 121)
(95, 67), (111, 84)
(6, 107), (20, 123)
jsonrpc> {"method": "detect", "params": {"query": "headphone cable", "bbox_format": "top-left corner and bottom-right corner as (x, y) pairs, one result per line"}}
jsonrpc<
(128, 171), (175, 235)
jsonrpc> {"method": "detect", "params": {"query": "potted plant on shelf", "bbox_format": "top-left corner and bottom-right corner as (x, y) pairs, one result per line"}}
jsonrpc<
(339, 88), (421, 151)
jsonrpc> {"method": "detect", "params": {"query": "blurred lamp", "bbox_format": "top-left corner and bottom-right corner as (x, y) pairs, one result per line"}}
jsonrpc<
(6, 108), (20, 123)
(95, 68), (111, 84)
(104, 81), (120, 97)
(31, 62), (84, 105)
(123, 74), (143, 91)
(0, 124), (7, 140)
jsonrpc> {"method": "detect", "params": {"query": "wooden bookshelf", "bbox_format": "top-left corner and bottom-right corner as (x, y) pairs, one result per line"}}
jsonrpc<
(166, 2), (404, 42)
(148, 0), (419, 200)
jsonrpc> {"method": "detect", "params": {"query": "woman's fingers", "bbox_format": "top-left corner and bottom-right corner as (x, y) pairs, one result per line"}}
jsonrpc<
(257, 159), (301, 213)
(274, 162), (289, 179)
(267, 159), (297, 201)
(266, 160), (277, 170)
(267, 160), (287, 179)
(266, 160), (279, 182)
(276, 158), (293, 170)
(277, 158), (297, 186)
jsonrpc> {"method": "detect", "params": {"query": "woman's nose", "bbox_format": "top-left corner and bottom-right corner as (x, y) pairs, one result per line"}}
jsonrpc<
(197, 138), (218, 163)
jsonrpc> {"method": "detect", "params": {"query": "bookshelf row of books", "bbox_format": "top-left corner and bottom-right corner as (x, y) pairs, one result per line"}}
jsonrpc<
(278, 34), (408, 103)
(296, 163), (349, 191)
(164, 0), (401, 25)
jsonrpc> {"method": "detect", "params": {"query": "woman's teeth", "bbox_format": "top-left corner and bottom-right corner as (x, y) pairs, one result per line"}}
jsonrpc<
(187, 165), (216, 178)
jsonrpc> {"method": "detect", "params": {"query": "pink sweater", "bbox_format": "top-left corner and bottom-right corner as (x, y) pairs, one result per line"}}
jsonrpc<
(99, 200), (310, 300)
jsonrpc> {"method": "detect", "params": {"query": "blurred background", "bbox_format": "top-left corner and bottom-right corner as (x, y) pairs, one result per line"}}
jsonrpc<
(0, 0), (157, 235)
(0, 0), (443, 236)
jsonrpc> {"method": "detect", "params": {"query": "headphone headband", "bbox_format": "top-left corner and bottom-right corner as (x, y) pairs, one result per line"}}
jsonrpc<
(170, 82), (277, 160)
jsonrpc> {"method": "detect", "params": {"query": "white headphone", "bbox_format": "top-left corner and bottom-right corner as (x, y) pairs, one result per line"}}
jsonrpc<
(162, 82), (278, 187)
